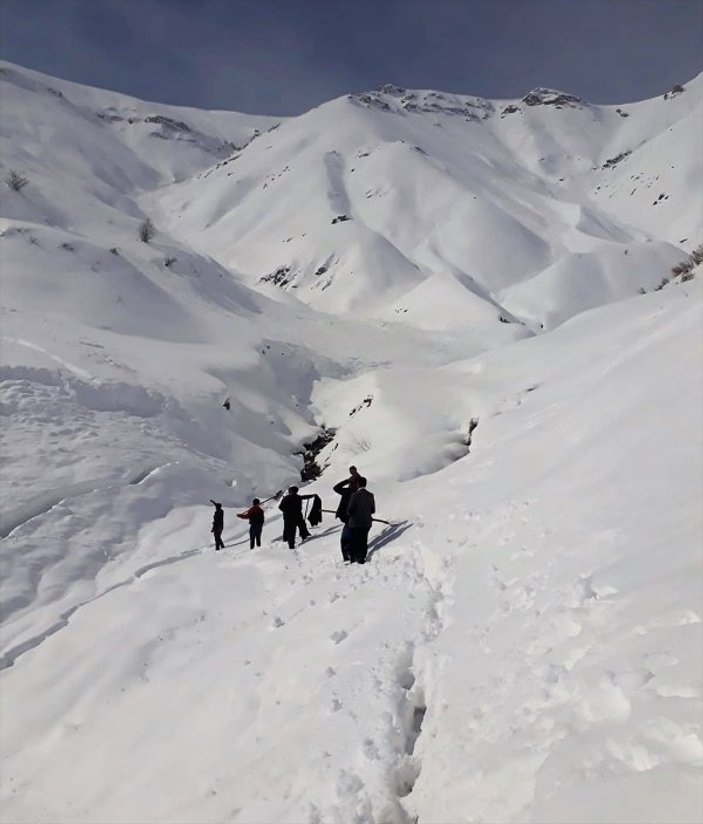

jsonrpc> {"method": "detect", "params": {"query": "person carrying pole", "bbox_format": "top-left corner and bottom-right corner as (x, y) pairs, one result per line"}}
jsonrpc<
(278, 486), (315, 549)
(332, 466), (360, 561)
(209, 500), (225, 551)
(237, 498), (265, 549)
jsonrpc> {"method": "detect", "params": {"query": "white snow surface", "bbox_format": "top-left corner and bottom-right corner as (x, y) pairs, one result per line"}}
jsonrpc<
(1, 61), (702, 823)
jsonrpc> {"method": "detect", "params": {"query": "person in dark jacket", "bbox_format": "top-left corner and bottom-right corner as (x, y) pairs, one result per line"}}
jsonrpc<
(237, 498), (265, 549)
(278, 486), (314, 549)
(333, 469), (360, 561)
(333, 467), (359, 519)
(210, 500), (225, 550)
(347, 477), (375, 564)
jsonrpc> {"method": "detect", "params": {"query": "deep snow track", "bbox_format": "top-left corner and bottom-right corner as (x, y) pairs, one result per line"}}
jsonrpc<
(390, 537), (454, 824)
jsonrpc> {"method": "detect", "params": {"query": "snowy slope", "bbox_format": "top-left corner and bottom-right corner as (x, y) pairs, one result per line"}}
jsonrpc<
(2, 283), (701, 824)
(1, 60), (702, 824)
(0, 60), (278, 184)
(147, 76), (702, 329)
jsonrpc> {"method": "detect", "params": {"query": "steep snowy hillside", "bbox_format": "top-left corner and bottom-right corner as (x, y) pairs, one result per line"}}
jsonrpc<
(1, 60), (701, 824)
(0, 60), (278, 183)
(2, 282), (701, 824)
(1, 59), (519, 683)
(148, 76), (702, 329)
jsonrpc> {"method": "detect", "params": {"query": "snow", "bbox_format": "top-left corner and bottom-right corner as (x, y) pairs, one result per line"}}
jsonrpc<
(1, 59), (702, 823)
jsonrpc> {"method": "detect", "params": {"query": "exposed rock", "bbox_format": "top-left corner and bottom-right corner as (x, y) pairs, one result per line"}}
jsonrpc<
(144, 114), (193, 133)
(295, 428), (336, 481)
(464, 417), (479, 448)
(501, 104), (521, 116)
(349, 395), (373, 417)
(602, 149), (632, 169)
(350, 88), (494, 120)
(663, 83), (685, 100)
(260, 265), (294, 287)
(522, 88), (584, 108)
(377, 84), (406, 97)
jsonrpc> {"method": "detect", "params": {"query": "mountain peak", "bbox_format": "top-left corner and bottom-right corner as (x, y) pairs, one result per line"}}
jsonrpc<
(348, 85), (495, 120)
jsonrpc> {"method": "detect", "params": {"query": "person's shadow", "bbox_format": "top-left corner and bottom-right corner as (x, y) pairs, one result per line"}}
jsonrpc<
(366, 520), (413, 560)
(301, 523), (342, 542)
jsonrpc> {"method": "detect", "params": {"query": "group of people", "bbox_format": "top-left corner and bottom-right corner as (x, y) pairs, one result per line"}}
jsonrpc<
(210, 465), (376, 564)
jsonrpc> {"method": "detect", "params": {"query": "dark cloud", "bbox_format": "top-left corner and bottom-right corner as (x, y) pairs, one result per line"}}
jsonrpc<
(1, 0), (701, 114)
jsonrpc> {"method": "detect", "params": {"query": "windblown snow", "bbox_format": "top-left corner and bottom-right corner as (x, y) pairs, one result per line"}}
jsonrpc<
(1, 60), (702, 823)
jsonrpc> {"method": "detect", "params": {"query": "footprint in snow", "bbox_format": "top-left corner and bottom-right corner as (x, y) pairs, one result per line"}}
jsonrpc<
(330, 630), (348, 644)
(363, 738), (381, 760)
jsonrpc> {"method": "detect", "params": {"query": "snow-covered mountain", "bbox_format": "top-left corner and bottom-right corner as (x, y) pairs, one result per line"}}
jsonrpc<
(148, 75), (702, 329)
(1, 60), (701, 824)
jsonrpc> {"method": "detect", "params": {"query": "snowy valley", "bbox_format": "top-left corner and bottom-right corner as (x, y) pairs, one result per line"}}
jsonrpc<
(0, 59), (702, 823)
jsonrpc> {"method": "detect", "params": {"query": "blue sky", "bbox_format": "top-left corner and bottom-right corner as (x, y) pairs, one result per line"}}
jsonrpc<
(1, 0), (701, 114)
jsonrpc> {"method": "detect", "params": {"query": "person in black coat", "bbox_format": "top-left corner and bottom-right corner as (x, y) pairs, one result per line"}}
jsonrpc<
(333, 466), (360, 561)
(210, 500), (225, 550)
(278, 486), (314, 549)
(346, 477), (375, 564)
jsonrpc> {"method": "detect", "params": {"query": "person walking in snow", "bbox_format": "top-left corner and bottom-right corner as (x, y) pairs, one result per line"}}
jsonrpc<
(210, 500), (225, 551)
(333, 467), (360, 561)
(346, 477), (375, 564)
(237, 498), (265, 549)
(278, 486), (314, 549)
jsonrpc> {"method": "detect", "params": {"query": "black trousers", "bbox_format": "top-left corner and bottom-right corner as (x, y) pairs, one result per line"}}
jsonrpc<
(283, 519), (297, 549)
(213, 530), (225, 550)
(340, 522), (352, 561)
(348, 527), (370, 563)
(297, 515), (310, 541)
(250, 524), (262, 549)
(283, 517), (310, 549)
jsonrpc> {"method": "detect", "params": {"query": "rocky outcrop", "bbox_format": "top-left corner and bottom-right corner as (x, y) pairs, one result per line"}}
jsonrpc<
(521, 88), (584, 108)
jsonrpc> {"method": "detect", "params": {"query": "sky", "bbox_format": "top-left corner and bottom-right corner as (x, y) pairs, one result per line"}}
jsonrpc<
(1, 0), (702, 115)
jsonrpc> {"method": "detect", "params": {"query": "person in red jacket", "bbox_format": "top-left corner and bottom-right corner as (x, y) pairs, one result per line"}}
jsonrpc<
(237, 498), (265, 549)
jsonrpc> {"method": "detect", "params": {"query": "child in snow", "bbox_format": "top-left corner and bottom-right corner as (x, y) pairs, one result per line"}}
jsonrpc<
(237, 498), (265, 549)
